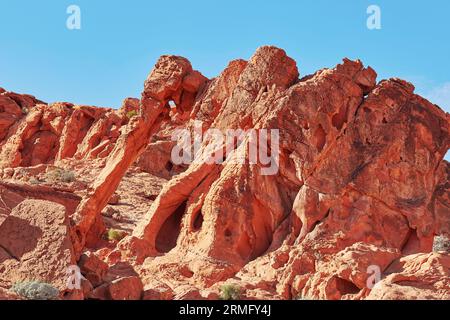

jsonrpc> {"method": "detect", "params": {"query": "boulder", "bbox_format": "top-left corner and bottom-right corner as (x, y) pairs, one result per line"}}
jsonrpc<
(366, 253), (450, 300)
(0, 200), (76, 295)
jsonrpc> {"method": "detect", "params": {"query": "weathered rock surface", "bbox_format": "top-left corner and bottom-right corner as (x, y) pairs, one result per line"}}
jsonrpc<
(0, 287), (21, 300)
(366, 252), (450, 300)
(0, 45), (448, 300)
(0, 199), (76, 296)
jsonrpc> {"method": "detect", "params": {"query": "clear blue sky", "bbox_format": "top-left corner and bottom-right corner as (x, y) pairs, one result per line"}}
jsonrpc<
(0, 0), (449, 115)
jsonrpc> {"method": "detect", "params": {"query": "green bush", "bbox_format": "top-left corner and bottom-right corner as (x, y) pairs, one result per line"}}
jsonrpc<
(29, 177), (40, 185)
(46, 168), (75, 183)
(106, 229), (127, 242)
(126, 110), (138, 119)
(60, 170), (75, 183)
(219, 284), (241, 300)
(433, 235), (450, 253)
(12, 281), (59, 300)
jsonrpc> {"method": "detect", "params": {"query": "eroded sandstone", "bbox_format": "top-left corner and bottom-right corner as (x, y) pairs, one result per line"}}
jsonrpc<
(0, 46), (448, 300)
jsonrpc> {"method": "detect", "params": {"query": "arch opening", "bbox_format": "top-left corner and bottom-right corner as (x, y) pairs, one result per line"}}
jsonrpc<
(155, 200), (187, 253)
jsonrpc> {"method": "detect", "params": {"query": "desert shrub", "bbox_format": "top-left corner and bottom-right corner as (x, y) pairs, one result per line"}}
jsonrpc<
(219, 284), (241, 300)
(126, 110), (138, 119)
(433, 235), (450, 253)
(106, 229), (127, 242)
(29, 177), (41, 185)
(60, 170), (75, 183)
(12, 281), (59, 300)
(46, 168), (75, 183)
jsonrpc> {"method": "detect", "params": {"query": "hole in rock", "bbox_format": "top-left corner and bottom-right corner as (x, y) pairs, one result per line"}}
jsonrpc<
(155, 200), (187, 253)
(75, 228), (82, 239)
(331, 107), (347, 130)
(314, 125), (326, 152)
(180, 266), (194, 278)
(236, 232), (252, 260)
(335, 277), (360, 296)
(192, 210), (204, 231)
(301, 119), (309, 130)
(401, 228), (421, 255)
(250, 199), (274, 260)
(224, 229), (232, 238)
(165, 161), (174, 172)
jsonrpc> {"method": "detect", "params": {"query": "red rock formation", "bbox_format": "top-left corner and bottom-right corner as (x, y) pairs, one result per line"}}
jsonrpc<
(126, 46), (449, 300)
(70, 55), (208, 257)
(0, 46), (448, 300)
(0, 98), (124, 170)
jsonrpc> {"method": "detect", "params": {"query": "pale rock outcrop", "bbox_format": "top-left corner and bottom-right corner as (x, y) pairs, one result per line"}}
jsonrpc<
(366, 252), (450, 300)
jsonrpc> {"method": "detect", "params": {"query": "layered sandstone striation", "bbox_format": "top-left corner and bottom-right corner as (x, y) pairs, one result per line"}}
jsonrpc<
(0, 46), (448, 300)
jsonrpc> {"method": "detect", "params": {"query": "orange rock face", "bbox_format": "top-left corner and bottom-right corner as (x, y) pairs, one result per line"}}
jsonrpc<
(0, 46), (448, 300)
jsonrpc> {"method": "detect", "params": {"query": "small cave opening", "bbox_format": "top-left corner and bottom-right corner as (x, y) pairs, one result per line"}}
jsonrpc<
(250, 214), (273, 261)
(165, 161), (174, 172)
(331, 107), (347, 130)
(262, 86), (268, 94)
(180, 266), (194, 278)
(335, 277), (361, 296)
(314, 125), (326, 152)
(191, 210), (204, 231)
(401, 228), (421, 255)
(302, 119), (310, 130)
(168, 100), (176, 109)
(75, 228), (82, 240)
(155, 200), (187, 253)
(224, 228), (232, 238)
